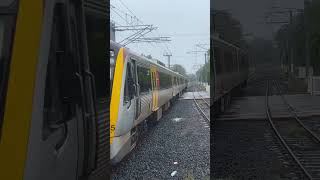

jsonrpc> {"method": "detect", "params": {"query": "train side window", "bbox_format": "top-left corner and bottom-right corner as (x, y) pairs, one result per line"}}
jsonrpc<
(124, 76), (129, 103)
(168, 74), (172, 87)
(158, 72), (163, 89)
(150, 71), (154, 89)
(225, 51), (232, 72)
(110, 50), (115, 93)
(43, 4), (78, 139)
(0, 15), (15, 138)
(171, 75), (174, 86)
(241, 55), (245, 69)
(124, 62), (135, 104)
(137, 65), (151, 93)
(232, 52), (236, 72)
(214, 47), (221, 74)
(159, 71), (171, 89)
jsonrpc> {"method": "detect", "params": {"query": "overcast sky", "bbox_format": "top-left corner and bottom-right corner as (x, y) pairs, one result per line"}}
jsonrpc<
(213, 0), (304, 40)
(110, 0), (210, 74)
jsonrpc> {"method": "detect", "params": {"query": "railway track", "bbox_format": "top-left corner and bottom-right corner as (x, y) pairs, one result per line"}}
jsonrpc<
(266, 80), (320, 180)
(192, 84), (210, 123)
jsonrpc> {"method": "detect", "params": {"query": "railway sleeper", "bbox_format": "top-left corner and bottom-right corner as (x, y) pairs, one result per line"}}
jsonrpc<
(296, 153), (320, 157)
(303, 164), (320, 168)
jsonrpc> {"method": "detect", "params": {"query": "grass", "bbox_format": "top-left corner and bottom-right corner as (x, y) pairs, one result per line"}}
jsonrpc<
(183, 170), (211, 180)
(183, 170), (195, 180)
(287, 124), (305, 138)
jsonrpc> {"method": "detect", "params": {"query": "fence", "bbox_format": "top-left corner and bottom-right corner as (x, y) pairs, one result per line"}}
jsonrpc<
(308, 76), (320, 95)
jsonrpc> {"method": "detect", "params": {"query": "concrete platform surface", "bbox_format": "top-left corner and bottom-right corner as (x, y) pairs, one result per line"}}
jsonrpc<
(217, 94), (320, 120)
(180, 91), (210, 100)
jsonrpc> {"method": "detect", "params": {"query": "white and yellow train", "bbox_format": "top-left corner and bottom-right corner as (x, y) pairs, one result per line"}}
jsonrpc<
(110, 41), (188, 164)
(0, 0), (185, 178)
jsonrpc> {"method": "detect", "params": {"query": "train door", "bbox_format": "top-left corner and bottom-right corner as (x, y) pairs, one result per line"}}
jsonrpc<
(150, 66), (159, 111)
(131, 58), (141, 119)
(22, 1), (84, 180)
(171, 75), (174, 96)
(121, 58), (138, 125)
(84, 1), (109, 178)
(175, 76), (178, 95)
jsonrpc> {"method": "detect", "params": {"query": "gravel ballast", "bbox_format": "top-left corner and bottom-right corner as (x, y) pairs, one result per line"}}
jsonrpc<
(111, 99), (210, 180)
(212, 120), (304, 179)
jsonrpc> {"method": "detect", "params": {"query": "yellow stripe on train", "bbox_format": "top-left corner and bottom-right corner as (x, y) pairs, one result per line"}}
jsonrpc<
(110, 48), (125, 145)
(0, 0), (43, 179)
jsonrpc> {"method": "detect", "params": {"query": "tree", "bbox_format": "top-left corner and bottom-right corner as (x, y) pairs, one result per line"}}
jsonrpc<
(171, 64), (187, 76)
(187, 74), (196, 81)
(140, 54), (153, 59)
(274, 1), (320, 75)
(213, 11), (245, 47)
(309, 0), (320, 74)
(195, 61), (210, 84)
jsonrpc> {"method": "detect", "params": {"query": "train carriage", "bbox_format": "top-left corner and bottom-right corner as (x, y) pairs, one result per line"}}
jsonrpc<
(110, 41), (187, 164)
(211, 34), (249, 114)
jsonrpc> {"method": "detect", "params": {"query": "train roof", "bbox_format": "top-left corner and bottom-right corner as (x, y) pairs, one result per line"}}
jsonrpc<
(110, 40), (187, 79)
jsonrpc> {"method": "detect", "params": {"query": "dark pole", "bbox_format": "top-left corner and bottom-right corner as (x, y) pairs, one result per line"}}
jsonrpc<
(304, 0), (311, 80)
(289, 10), (294, 77)
(163, 54), (172, 69)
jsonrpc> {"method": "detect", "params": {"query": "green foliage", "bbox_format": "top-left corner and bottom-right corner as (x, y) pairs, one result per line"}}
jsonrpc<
(288, 125), (305, 138)
(196, 61), (210, 83)
(171, 64), (187, 76)
(213, 11), (250, 50)
(275, 1), (320, 74)
(213, 12), (244, 47)
(183, 170), (195, 180)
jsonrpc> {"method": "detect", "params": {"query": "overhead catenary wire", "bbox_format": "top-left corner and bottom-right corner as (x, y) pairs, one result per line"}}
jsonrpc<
(117, 0), (172, 54)
(110, 0), (171, 65)
(111, 2), (166, 48)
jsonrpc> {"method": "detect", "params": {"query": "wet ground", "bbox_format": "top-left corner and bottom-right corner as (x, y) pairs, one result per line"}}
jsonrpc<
(181, 91), (210, 100)
(111, 98), (210, 180)
(212, 120), (303, 180)
(212, 63), (308, 179)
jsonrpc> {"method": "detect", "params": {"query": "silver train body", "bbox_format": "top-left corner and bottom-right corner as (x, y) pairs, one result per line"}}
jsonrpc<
(211, 35), (250, 113)
(110, 41), (187, 164)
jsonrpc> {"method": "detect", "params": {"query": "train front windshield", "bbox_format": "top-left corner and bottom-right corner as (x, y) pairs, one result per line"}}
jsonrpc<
(110, 50), (115, 94)
(0, 14), (17, 138)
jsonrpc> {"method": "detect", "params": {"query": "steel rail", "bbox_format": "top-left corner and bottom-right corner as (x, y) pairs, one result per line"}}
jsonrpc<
(197, 90), (210, 107)
(265, 80), (313, 180)
(273, 80), (320, 144)
(193, 85), (210, 123)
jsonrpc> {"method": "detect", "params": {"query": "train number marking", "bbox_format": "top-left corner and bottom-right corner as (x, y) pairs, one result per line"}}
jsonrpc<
(111, 125), (116, 131)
